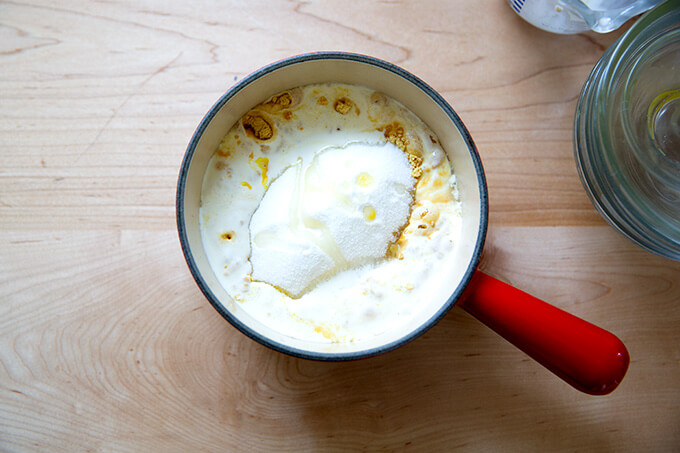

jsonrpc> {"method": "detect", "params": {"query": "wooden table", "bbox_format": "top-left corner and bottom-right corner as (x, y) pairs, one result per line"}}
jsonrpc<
(2, 1), (679, 450)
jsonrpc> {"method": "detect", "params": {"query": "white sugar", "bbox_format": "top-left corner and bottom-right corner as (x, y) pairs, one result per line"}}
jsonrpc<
(249, 141), (415, 297)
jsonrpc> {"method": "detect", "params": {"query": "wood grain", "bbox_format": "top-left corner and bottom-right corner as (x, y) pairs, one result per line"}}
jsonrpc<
(1, 1), (679, 451)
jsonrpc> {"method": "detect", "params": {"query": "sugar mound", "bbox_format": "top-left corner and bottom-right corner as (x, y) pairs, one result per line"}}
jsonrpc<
(249, 141), (415, 297)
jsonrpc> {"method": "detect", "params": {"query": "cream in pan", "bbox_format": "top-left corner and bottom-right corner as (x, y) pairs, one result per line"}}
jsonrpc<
(200, 83), (462, 343)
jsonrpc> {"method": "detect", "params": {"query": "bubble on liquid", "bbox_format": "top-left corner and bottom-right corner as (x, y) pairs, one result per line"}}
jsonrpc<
(363, 205), (376, 222)
(356, 172), (374, 187)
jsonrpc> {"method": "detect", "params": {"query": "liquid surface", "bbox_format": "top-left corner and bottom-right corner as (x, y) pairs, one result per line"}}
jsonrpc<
(200, 83), (463, 343)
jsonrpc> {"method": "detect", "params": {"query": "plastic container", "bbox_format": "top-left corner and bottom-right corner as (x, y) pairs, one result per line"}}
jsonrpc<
(575, 0), (680, 260)
(508, 0), (667, 34)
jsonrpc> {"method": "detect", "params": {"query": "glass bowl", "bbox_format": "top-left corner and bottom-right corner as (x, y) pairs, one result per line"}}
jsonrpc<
(575, 0), (680, 260)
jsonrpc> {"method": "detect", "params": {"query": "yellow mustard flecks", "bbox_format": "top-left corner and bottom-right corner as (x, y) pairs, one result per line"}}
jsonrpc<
(257, 88), (302, 115)
(387, 243), (400, 258)
(241, 181), (252, 190)
(419, 205), (440, 227)
(408, 154), (423, 178)
(248, 156), (270, 188)
(314, 325), (339, 341)
(380, 121), (424, 178)
(217, 142), (232, 158)
(382, 122), (409, 152)
(255, 157), (269, 187)
(334, 97), (354, 115)
(242, 111), (274, 141)
(287, 309), (342, 342)
(220, 231), (235, 242)
(415, 163), (454, 204)
(267, 92), (293, 110)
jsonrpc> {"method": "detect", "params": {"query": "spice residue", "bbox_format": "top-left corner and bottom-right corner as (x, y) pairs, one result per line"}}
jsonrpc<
(382, 122), (408, 151)
(220, 231), (235, 242)
(334, 97), (354, 115)
(248, 156), (270, 188)
(380, 122), (423, 178)
(242, 111), (274, 141)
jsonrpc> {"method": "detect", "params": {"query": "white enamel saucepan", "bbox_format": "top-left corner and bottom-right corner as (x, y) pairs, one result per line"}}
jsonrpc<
(177, 52), (629, 395)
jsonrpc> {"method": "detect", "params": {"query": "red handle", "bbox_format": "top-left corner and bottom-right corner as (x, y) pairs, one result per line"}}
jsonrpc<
(458, 270), (629, 395)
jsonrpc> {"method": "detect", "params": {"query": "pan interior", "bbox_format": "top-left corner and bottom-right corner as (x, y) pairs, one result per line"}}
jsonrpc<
(178, 54), (486, 358)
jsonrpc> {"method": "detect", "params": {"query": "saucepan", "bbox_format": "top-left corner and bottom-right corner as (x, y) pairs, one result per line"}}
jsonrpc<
(176, 52), (629, 395)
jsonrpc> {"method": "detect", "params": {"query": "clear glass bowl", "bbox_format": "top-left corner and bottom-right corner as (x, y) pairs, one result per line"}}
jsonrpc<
(575, 0), (680, 260)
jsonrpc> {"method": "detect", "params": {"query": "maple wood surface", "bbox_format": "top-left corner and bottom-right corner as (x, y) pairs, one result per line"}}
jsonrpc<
(1, 1), (679, 451)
